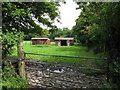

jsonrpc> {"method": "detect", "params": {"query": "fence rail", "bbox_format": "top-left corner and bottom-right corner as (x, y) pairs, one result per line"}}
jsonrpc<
(24, 52), (109, 82)
(24, 52), (107, 60)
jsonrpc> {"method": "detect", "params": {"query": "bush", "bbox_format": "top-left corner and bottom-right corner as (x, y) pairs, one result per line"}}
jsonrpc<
(0, 66), (2, 90)
(2, 60), (28, 89)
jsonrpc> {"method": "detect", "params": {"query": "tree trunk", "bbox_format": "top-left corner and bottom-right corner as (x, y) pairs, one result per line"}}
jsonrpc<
(17, 42), (26, 79)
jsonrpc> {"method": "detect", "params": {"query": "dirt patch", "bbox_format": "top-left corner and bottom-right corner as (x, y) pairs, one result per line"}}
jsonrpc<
(26, 60), (106, 88)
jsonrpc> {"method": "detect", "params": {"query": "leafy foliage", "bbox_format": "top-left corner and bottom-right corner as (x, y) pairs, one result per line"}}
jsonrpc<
(2, 2), (60, 34)
(2, 60), (28, 89)
(2, 31), (24, 58)
(73, 2), (120, 87)
(0, 66), (2, 90)
(2, 2), (60, 58)
(48, 27), (74, 41)
(2, 2), (60, 89)
(73, 2), (120, 54)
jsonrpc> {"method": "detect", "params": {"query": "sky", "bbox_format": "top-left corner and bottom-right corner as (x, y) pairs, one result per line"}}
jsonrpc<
(54, 0), (82, 30)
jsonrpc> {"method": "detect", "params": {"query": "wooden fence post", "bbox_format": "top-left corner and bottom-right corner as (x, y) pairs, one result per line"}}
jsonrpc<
(18, 42), (26, 79)
(107, 58), (110, 83)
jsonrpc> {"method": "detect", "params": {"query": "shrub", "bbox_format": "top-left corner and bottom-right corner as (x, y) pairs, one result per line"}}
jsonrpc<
(2, 60), (28, 89)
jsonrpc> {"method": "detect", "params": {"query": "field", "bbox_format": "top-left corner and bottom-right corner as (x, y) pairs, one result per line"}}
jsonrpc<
(10, 41), (106, 69)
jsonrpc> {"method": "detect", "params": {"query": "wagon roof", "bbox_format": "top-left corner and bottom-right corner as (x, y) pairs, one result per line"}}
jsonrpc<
(31, 38), (49, 40)
(54, 37), (74, 40)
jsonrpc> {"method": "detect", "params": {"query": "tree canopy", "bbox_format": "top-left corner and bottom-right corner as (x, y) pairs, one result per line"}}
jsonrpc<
(2, 2), (60, 58)
(2, 2), (60, 34)
(48, 27), (73, 41)
(72, 2), (120, 87)
(2, 2), (61, 89)
(73, 2), (120, 53)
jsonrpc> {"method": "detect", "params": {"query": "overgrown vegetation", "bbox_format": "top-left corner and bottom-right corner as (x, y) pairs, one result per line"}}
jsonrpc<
(0, 66), (2, 90)
(2, 2), (60, 89)
(72, 2), (120, 88)
(2, 60), (28, 89)
(2, 1), (120, 88)
(2, 2), (60, 58)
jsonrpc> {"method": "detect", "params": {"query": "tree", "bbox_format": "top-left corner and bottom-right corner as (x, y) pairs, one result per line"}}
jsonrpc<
(73, 2), (120, 87)
(2, 2), (60, 58)
(48, 27), (74, 41)
(2, 2), (60, 83)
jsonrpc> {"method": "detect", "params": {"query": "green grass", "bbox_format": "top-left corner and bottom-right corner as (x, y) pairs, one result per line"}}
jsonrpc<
(10, 41), (107, 69)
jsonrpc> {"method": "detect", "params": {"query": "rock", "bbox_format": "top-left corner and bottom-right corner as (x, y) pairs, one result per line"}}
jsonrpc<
(35, 80), (39, 82)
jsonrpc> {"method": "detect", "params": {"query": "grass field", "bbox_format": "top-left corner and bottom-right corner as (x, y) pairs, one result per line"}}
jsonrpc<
(10, 41), (107, 69)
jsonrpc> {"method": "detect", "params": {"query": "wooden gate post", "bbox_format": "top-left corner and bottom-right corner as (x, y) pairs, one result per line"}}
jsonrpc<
(18, 42), (26, 79)
(107, 58), (110, 83)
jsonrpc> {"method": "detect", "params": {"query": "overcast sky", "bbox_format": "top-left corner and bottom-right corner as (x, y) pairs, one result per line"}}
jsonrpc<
(54, 0), (82, 30)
